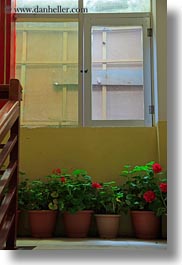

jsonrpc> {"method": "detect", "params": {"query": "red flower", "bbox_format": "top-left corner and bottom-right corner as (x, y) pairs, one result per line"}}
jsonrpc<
(159, 183), (167, 193)
(60, 177), (66, 183)
(92, 182), (102, 189)
(152, 163), (162, 173)
(52, 168), (61, 175)
(143, 190), (156, 203)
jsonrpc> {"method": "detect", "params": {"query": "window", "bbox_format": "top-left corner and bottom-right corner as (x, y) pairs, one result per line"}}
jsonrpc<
(15, 1), (152, 127)
(84, 16), (152, 126)
(16, 22), (79, 127)
(91, 26), (144, 121)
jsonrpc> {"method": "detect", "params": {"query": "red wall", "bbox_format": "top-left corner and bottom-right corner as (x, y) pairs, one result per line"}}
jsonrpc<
(0, 1), (5, 84)
(0, 0), (16, 84)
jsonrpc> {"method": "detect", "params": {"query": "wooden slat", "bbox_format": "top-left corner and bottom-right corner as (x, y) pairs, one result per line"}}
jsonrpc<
(0, 93), (8, 99)
(0, 161), (17, 200)
(0, 187), (16, 229)
(0, 79), (22, 101)
(0, 101), (17, 126)
(0, 79), (21, 250)
(0, 135), (17, 169)
(9, 79), (22, 101)
(0, 84), (9, 93)
(0, 101), (19, 143)
(0, 214), (15, 249)
(0, 85), (9, 99)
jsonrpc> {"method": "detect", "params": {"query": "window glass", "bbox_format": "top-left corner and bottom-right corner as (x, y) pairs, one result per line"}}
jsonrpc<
(16, 22), (78, 127)
(91, 26), (144, 121)
(84, 0), (151, 13)
(16, 0), (150, 13)
(16, 0), (78, 13)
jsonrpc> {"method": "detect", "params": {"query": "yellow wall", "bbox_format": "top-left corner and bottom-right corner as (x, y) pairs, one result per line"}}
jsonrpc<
(20, 127), (158, 182)
(152, 0), (167, 170)
(156, 121), (167, 169)
(19, 0), (167, 181)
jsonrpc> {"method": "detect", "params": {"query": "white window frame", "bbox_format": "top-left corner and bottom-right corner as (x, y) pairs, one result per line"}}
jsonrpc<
(16, 12), (152, 128)
(83, 13), (152, 127)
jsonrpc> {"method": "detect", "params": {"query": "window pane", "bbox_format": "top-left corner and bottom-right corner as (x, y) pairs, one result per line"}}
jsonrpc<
(85, 0), (150, 13)
(16, 0), (78, 13)
(16, 22), (78, 127)
(91, 26), (144, 121)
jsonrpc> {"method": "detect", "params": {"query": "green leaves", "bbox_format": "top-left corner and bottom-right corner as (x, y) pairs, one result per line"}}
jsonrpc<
(72, 169), (87, 176)
(18, 175), (63, 210)
(51, 169), (95, 213)
(17, 163), (167, 217)
(121, 170), (129, 175)
(120, 161), (167, 215)
(93, 181), (125, 214)
(51, 191), (59, 198)
(48, 202), (58, 210)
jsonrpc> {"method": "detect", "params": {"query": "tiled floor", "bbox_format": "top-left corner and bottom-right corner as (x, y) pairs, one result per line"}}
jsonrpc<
(16, 238), (167, 250)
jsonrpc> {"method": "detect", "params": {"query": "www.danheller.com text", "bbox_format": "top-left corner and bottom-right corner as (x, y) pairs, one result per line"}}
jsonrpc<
(5, 5), (88, 14)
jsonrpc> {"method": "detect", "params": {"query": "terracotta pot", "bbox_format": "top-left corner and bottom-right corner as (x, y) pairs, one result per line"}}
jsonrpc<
(28, 210), (57, 238)
(95, 214), (120, 239)
(131, 211), (161, 239)
(63, 210), (93, 238)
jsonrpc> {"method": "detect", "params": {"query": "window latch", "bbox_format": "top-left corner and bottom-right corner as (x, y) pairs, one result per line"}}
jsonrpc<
(147, 28), (153, 37)
(149, 105), (155, 114)
(80, 69), (88, 73)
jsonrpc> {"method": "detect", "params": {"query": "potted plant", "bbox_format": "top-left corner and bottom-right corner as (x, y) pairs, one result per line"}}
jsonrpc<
(93, 181), (125, 239)
(120, 161), (167, 239)
(26, 175), (61, 238)
(17, 172), (29, 230)
(159, 182), (167, 238)
(56, 169), (94, 238)
(18, 172), (29, 211)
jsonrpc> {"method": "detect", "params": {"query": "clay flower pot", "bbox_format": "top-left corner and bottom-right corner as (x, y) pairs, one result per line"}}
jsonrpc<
(63, 210), (93, 238)
(28, 210), (57, 238)
(131, 210), (161, 239)
(95, 214), (121, 239)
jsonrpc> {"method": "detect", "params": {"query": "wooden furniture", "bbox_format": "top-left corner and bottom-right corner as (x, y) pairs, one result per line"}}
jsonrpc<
(0, 79), (22, 250)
